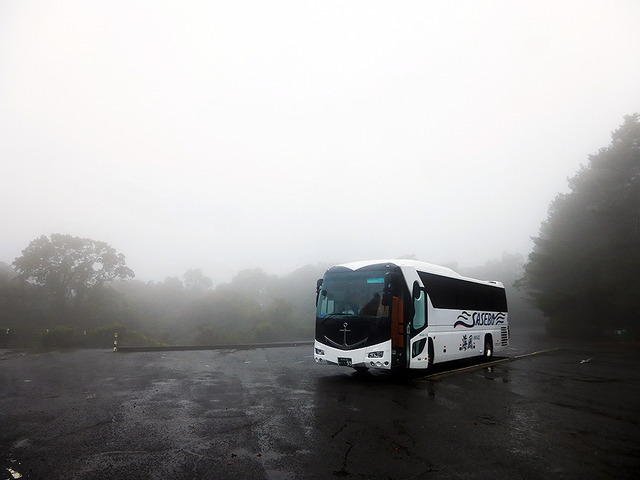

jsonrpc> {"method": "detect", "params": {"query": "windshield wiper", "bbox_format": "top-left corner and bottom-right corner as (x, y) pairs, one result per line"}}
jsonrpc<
(318, 312), (356, 318)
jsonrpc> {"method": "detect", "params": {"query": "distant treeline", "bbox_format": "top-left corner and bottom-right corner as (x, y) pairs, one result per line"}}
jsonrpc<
(0, 244), (538, 349)
(0, 248), (327, 347)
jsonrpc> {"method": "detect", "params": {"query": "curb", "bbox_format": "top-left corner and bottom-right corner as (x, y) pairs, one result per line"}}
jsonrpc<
(116, 341), (314, 353)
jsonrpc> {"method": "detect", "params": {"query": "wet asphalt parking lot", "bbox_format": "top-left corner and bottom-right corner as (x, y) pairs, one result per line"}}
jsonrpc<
(1, 329), (639, 480)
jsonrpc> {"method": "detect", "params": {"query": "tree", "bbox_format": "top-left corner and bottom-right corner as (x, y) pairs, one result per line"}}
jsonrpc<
(13, 234), (134, 319)
(518, 114), (640, 338)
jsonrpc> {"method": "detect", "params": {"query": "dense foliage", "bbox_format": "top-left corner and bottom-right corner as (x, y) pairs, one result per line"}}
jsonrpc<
(1, 240), (328, 347)
(518, 114), (640, 338)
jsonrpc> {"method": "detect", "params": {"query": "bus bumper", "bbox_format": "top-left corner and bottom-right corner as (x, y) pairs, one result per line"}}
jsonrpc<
(314, 340), (392, 370)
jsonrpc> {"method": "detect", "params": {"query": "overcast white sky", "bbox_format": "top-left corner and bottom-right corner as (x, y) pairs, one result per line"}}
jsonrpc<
(2, 0), (640, 284)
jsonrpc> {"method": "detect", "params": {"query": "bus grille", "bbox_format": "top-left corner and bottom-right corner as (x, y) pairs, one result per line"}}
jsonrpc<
(501, 327), (508, 346)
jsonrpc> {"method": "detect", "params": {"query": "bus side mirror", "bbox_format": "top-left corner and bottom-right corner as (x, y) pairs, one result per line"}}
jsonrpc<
(381, 293), (392, 307)
(413, 281), (422, 299)
(315, 279), (323, 306)
(384, 272), (401, 293)
(383, 272), (400, 306)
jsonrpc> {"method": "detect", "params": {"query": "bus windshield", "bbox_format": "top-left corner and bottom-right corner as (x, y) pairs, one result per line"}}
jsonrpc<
(317, 270), (389, 319)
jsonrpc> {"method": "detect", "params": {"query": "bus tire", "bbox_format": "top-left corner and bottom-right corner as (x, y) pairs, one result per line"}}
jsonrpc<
(427, 339), (434, 368)
(484, 335), (493, 359)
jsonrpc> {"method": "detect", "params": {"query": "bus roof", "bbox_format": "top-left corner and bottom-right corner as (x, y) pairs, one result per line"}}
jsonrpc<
(332, 259), (505, 288)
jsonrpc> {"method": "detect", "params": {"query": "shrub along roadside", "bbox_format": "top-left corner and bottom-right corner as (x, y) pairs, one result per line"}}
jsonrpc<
(0, 324), (160, 349)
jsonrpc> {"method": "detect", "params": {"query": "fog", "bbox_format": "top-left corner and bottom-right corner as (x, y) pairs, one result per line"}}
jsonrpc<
(2, 1), (639, 285)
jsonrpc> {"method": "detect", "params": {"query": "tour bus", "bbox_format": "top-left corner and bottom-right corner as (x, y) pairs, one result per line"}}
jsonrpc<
(314, 259), (509, 371)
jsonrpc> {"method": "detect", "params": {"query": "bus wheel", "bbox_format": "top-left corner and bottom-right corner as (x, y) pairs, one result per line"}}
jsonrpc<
(427, 339), (434, 368)
(484, 336), (493, 359)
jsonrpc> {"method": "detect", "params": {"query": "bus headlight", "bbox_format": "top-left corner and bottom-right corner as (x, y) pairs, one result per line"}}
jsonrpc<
(367, 351), (384, 358)
(315, 347), (325, 355)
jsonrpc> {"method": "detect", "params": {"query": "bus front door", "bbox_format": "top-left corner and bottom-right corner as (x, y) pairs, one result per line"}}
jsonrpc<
(408, 281), (429, 369)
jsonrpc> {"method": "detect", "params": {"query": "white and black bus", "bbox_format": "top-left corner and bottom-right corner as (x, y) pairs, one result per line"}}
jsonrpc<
(314, 259), (509, 371)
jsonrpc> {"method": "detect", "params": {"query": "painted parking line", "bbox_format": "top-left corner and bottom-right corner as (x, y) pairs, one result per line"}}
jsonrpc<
(419, 347), (561, 381)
